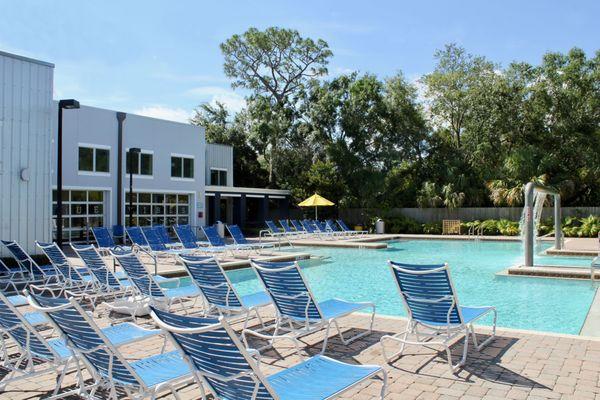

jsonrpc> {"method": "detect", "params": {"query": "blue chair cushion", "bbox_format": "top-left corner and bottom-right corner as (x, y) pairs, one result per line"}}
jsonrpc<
(318, 299), (368, 320)
(268, 355), (380, 400)
(460, 306), (494, 324)
(101, 322), (160, 345)
(420, 305), (494, 327)
(165, 285), (200, 299)
(40, 323), (162, 360)
(114, 271), (128, 280)
(47, 338), (71, 359)
(24, 312), (47, 326)
(240, 291), (271, 309)
(130, 351), (190, 387)
(7, 294), (28, 307)
(118, 280), (133, 288)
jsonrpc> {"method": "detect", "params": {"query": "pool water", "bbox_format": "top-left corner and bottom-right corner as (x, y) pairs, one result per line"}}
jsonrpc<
(199, 240), (599, 335)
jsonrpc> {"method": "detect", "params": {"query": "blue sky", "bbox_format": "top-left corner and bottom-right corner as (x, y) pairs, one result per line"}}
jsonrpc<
(2, 0), (598, 122)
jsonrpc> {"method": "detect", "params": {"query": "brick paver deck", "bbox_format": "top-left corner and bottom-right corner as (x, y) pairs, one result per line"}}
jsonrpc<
(2, 302), (599, 400)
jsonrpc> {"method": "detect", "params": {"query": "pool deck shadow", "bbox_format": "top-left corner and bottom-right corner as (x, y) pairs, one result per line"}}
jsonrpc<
(4, 309), (600, 399)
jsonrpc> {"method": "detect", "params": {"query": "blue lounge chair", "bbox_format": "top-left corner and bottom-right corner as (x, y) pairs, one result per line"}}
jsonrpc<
(179, 254), (271, 329)
(35, 241), (94, 284)
(0, 259), (46, 307)
(279, 219), (303, 236)
(337, 219), (368, 235)
(226, 224), (274, 252)
(201, 225), (239, 254)
(141, 226), (190, 257)
(314, 220), (343, 238)
(326, 219), (352, 238)
(1, 240), (60, 282)
(381, 261), (497, 373)
(125, 226), (150, 249)
(36, 241), (115, 309)
(110, 249), (200, 312)
(264, 220), (288, 237)
(26, 292), (191, 399)
(300, 219), (332, 239)
(0, 292), (79, 394)
(91, 226), (132, 254)
(290, 219), (308, 234)
(152, 225), (182, 248)
(249, 259), (375, 354)
(126, 226), (187, 273)
(173, 224), (212, 253)
(0, 291), (47, 328)
(260, 220), (294, 246)
(0, 258), (30, 281)
(151, 308), (388, 400)
(70, 244), (133, 296)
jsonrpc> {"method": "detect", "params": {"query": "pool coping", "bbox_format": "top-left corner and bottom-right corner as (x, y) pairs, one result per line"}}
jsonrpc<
(371, 312), (600, 341)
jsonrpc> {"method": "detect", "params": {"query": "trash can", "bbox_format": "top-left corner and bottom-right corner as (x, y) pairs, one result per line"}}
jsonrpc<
(375, 219), (385, 234)
(215, 221), (225, 238)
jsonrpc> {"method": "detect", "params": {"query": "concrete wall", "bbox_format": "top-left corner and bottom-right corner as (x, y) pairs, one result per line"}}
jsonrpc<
(205, 143), (233, 186)
(0, 52), (54, 256)
(340, 207), (600, 224)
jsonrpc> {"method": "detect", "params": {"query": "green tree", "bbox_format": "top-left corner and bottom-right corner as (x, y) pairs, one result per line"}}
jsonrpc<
(190, 102), (269, 187)
(220, 27), (332, 183)
(422, 44), (497, 149)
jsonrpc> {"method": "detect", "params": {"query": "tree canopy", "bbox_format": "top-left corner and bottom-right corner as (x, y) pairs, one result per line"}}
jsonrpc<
(192, 27), (600, 209)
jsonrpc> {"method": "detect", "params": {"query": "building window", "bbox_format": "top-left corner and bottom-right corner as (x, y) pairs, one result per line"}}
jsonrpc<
(171, 155), (194, 179)
(125, 192), (190, 227)
(126, 150), (153, 176)
(52, 190), (105, 243)
(78, 145), (110, 174)
(210, 169), (228, 186)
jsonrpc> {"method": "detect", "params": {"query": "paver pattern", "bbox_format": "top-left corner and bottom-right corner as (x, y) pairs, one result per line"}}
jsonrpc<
(2, 303), (599, 400)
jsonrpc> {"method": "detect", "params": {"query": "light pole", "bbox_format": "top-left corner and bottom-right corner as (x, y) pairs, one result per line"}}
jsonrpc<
(56, 99), (80, 246)
(128, 148), (141, 227)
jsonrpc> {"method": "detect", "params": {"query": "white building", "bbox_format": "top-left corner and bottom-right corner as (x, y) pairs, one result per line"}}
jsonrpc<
(0, 50), (290, 255)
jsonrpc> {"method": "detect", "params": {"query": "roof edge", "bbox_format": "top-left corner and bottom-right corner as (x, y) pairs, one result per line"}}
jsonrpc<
(0, 50), (54, 68)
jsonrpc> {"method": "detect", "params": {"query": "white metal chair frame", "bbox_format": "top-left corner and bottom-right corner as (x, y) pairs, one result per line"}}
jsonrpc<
(380, 262), (497, 373)
(35, 241), (107, 310)
(247, 260), (376, 355)
(70, 244), (135, 300)
(179, 255), (269, 332)
(110, 250), (198, 314)
(0, 292), (86, 398)
(152, 312), (388, 400)
(26, 293), (192, 400)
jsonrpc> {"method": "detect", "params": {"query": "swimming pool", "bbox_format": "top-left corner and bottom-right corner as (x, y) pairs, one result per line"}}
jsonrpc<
(219, 240), (598, 335)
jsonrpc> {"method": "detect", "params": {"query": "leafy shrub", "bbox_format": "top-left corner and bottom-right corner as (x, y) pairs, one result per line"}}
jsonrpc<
(422, 222), (442, 234)
(381, 215), (423, 234)
(479, 219), (500, 235)
(496, 219), (520, 236)
(372, 214), (600, 237)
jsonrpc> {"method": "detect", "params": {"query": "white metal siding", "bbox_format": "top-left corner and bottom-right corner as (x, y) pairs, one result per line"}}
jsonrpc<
(0, 53), (54, 256)
(206, 143), (233, 186)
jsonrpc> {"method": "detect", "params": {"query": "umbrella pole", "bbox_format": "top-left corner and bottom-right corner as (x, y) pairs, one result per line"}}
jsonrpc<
(315, 206), (318, 220)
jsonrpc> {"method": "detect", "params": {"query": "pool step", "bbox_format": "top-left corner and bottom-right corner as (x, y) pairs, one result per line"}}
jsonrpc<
(506, 265), (600, 280)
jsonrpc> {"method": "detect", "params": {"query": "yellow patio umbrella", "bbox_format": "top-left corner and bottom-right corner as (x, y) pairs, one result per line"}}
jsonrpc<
(298, 193), (335, 220)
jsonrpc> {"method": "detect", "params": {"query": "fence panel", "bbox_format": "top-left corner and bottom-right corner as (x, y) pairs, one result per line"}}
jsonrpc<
(340, 207), (600, 224)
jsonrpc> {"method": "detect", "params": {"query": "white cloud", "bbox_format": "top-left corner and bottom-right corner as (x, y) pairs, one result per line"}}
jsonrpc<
(134, 105), (192, 123)
(186, 86), (246, 113)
